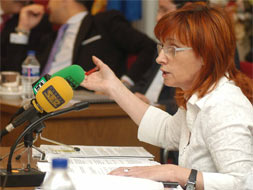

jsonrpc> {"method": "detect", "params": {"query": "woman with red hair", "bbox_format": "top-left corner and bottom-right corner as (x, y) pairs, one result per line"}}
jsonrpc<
(81, 2), (253, 190)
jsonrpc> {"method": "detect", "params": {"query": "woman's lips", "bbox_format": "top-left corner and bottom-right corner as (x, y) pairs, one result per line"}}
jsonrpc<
(161, 70), (170, 75)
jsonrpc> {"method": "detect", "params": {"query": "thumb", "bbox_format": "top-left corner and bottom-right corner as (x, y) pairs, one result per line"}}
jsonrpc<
(92, 56), (105, 68)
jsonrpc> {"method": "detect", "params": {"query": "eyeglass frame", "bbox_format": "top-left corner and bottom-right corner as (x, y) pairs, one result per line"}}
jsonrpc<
(157, 43), (192, 57)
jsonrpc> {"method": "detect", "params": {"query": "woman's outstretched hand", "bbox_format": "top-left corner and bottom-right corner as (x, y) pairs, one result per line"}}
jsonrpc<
(83, 56), (150, 126)
(81, 56), (120, 96)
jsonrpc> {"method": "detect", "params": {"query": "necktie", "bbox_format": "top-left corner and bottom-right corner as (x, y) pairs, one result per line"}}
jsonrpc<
(42, 24), (68, 75)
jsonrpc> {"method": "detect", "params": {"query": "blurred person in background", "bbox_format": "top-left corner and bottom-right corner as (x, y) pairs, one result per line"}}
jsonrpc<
(0, 0), (52, 71)
(1, 0), (28, 24)
(1, 0), (156, 87)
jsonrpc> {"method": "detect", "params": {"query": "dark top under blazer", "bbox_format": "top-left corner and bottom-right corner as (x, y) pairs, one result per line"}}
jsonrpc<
(1, 10), (156, 83)
(131, 60), (178, 115)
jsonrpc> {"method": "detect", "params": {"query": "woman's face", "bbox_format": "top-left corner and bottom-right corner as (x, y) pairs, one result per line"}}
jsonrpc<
(156, 38), (203, 91)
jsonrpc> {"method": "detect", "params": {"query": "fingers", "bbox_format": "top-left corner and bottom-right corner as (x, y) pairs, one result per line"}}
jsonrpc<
(108, 167), (132, 176)
(23, 4), (45, 15)
(108, 166), (162, 181)
(109, 166), (144, 176)
(18, 4), (45, 30)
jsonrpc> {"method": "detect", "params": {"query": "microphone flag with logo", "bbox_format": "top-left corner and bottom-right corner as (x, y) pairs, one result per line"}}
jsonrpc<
(32, 65), (85, 95)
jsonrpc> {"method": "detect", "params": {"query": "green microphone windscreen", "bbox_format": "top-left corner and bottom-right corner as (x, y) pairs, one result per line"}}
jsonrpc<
(51, 65), (85, 89)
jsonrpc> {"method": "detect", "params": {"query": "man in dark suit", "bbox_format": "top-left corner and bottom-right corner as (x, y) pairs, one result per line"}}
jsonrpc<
(1, 0), (156, 86)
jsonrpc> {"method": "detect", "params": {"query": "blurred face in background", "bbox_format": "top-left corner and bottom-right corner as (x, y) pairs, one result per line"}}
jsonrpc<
(47, 0), (65, 24)
(1, 0), (30, 14)
(157, 0), (177, 22)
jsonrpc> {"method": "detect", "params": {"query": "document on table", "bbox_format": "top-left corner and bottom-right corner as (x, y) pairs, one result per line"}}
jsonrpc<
(36, 162), (182, 190)
(35, 174), (166, 190)
(34, 145), (183, 190)
(33, 145), (154, 160)
(37, 157), (160, 175)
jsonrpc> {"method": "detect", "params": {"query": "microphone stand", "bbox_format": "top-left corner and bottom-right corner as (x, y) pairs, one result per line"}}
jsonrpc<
(0, 103), (83, 161)
(0, 111), (44, 161)
(33, 120), (80, 153)
(15, 122), (46, 161)
(0, 101), (89, 187)
(0, 122), (46, 162)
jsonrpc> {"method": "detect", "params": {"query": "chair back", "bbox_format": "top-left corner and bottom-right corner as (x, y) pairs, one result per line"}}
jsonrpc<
(240, 61), (253, 79)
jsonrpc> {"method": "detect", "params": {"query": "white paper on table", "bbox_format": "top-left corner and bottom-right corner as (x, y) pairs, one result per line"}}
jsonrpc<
(33, 145), (154, 160)
(69, 174), (164, 190)
(37, 157), (160, 175)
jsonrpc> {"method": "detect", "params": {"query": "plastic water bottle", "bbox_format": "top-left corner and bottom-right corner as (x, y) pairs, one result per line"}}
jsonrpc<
(42, 158), (75, 190)
(21, 50), (40, 99)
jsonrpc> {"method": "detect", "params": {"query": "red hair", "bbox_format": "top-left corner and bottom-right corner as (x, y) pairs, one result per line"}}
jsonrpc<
(154, 2), (253, 109)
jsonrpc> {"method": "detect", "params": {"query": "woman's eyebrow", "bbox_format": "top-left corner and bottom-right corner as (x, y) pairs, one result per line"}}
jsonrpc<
(165, 38), (177, 44)
(165, 38), (184, 47)
(165, 37), (175, 41)
(164, 41), (179, 46)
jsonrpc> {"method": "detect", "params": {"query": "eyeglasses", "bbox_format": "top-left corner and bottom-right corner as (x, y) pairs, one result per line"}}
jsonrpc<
(157, 43), (192, 57)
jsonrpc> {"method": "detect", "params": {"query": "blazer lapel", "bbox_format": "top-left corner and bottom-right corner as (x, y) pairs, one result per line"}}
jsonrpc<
(72, 14), (93, 64)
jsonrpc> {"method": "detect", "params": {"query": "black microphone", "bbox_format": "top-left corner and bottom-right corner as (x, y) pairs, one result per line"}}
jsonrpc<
(0, 77), (74, 140)
(8, 73), (50, 124)
(0, 101), (89, 187)
(8, 99), (32, 123)
(0, 103), (41, 139)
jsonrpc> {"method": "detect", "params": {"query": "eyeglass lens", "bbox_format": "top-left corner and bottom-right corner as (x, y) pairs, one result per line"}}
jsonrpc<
(157, 44), (175, 57)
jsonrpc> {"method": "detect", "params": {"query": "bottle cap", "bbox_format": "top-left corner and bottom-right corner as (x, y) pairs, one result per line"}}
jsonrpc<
(27, 50), (35, 56)
(52, 158), (68, 169)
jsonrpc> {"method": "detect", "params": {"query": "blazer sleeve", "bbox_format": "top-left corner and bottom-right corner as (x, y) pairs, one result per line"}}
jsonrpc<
(95, 10), (157, 83)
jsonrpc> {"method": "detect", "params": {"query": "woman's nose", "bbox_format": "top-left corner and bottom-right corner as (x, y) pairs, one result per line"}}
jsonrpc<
(156, 51), (167, 66)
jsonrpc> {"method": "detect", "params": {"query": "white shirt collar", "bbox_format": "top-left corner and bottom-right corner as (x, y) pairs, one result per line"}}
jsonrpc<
(188, 75), (231, 109)
(66, 11), (88, 25)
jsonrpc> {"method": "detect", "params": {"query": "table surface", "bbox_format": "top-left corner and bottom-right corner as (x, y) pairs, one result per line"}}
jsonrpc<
(0, 98), (163, 163)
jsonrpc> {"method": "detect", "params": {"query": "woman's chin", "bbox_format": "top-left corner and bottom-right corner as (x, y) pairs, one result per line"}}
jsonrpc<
(163, 80), (176, 87)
